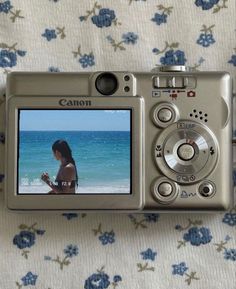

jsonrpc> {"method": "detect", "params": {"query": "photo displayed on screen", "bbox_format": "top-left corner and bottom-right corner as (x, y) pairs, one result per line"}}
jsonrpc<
(17, 109), (131, 195)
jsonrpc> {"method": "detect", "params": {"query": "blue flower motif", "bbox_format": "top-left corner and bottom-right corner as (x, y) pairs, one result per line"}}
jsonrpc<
(79, 16), (85, 21)
(21, 272), (38, 286)
(172, 262), (188, 276)
(84, 273), (110, 289)
(140, 248), (157, 261)
(62, 213), (78, 220)
(42, 29), (57, 41)
(197, 33), (215, 47)
(228, 55), (236, 66)
(183, 227), (212, 246)
(92, 8), (116, 28)
(144, 213), (159, 223)
(0, 0), (13, 13)
(113, 275), (122, 283)
(195, 0), (219, 10)
(79, 54), (95, 68)
(36, 229), (45, 235)
(13, 231), (35, 249)
(64, 244), (79, 257)
(151, 13), (167, 25)
(122, 32), (138, 45)
(175, 224), (181, 230)
(160, 50), (187, 65)
(224, 249), (236, 261)
(44, 256), (52, 261)
(16, 50), (27, 57)
(152, 48), (160, 54)
(223, 213), (236, 226)
(106, 35), (113, 42)
(99, 231), (115, 245)
(225, 235), (231, 241)
(0, 49), (17, 68)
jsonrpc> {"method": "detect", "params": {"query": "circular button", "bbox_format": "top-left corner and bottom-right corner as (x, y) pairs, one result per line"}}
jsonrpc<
(177, 143), (195, 161)
(152, 177), (179, 204)
(158, 182), (173, 197)
(157, 108), (172, 123)
(152, 102), (179, 128)
(198, 181), (215, 197)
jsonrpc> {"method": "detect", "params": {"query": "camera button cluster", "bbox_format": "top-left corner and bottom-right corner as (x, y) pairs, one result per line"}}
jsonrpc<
(152, 177), (179, 204)
(153, 76), (196, 89)
(154, 121), (218, 184)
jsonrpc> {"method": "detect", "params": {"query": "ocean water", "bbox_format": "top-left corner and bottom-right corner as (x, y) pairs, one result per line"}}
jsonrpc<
(18, 131), (131, 194)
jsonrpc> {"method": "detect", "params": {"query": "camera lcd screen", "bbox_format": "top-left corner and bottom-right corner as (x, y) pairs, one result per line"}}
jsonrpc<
(17, 109), (131, 195)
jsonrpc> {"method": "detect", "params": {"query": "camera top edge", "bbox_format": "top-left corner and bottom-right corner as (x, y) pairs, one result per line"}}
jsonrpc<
(6, 67), (231, 99)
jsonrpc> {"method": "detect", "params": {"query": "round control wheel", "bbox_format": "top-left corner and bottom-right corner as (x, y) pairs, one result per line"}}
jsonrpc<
(152, 102), (179, 128)
(152, 177), (179, 204)
(198, 181), (216, 198)
(154, 120), (218, 184)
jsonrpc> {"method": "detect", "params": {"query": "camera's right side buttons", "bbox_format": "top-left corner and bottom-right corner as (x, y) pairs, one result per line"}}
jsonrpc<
(152, 102), (179, 128)
(151, 177), (179, 204)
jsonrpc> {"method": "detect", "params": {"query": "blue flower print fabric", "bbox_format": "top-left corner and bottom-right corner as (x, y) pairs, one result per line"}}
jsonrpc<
(0, 1), (235, 289)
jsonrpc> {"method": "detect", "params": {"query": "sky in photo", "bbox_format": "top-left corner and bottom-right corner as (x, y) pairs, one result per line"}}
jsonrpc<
(19, 109), (131, 131)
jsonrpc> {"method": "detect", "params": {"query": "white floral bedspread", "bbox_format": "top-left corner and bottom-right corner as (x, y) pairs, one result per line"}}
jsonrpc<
(0, 0), (235, 288)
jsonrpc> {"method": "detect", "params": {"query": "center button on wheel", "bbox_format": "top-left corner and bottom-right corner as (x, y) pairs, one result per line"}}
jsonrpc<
(177, 143), (195, 161)
(158, 182), (173, 197)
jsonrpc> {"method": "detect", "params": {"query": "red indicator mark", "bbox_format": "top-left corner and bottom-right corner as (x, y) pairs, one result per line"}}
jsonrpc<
(186, 139), (195, 145)
(187, 91), (196, 97)
(170, 93), (178, 100)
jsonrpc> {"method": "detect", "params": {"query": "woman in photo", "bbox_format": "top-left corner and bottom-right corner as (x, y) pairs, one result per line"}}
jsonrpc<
(41, 140), (78, 194)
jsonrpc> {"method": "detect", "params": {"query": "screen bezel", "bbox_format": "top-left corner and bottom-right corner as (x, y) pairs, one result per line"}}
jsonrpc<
(6, 95), (143, 210)
(17, 108), (132, 196)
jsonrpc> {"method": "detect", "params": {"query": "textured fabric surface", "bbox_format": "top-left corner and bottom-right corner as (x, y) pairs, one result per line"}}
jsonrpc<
(0, 0), (236, 288)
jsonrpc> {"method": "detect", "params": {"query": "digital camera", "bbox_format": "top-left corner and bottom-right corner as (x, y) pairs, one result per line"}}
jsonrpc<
(0, 65), (233, 212)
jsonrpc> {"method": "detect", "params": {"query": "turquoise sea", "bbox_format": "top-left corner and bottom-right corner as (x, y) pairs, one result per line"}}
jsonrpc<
(18, 131), (131, 194)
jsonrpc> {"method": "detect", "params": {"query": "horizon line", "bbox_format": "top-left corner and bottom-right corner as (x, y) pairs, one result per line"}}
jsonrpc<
(20, 130), (130, 132)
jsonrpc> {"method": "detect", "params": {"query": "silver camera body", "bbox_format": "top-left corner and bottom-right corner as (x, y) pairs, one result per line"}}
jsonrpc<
(0, 65), (233, 212)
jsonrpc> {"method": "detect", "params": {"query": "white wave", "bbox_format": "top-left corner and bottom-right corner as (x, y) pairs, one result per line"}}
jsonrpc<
(19, 184), (130, 194)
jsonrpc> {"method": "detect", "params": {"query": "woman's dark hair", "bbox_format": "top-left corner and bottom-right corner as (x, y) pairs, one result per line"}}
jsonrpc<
(52, 140), (78, 186)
